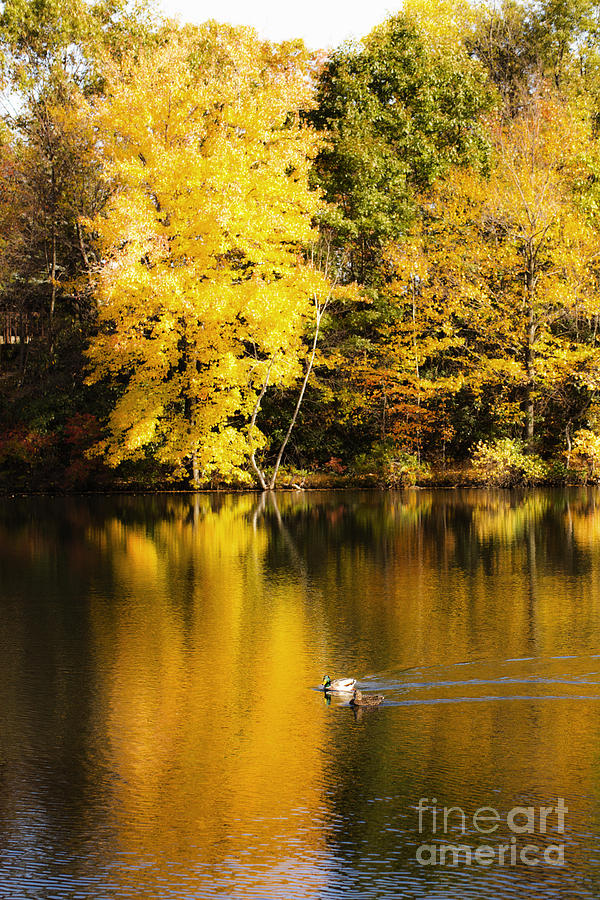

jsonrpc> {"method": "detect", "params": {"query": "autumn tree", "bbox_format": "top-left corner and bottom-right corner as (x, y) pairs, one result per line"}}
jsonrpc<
(86, 24), (331, 486)
(467, 0), (537, 111)
(469, 0), (600, 110)
(481, 93), (600, 445)
(0, 0), (156, 375)
(310, 12), (493, 285)
(297, 9), (493, 465)
(370, 91), (600, 461)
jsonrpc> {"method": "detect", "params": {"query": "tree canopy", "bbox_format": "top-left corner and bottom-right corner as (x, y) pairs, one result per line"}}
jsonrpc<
(85, 25), (329, 484)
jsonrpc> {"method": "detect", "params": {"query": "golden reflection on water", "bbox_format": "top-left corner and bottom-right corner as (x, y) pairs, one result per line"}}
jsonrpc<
(2, 490), (600, 897)
(86, 495), (330, 896)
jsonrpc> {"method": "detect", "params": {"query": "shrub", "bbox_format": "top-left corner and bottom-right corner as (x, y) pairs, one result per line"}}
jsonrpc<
(0, 426), (59, 490)
(471, 438), (549, 487)
(567, 429), (600, 482)
(353, 442), (428, 487)
(324, 456), (347, 475)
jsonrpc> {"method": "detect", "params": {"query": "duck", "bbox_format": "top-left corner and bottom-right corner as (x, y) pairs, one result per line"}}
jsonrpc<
(321, 675), (356, 693)
(350, 689), (384, 707)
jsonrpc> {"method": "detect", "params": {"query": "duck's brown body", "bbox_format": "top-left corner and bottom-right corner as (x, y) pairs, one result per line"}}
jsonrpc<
(350, 689), (384, 707)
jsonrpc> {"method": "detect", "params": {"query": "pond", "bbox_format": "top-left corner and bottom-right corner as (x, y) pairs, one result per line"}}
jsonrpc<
(1, 489), (600, 898)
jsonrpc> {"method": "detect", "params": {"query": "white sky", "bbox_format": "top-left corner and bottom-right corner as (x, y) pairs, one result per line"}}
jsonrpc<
(160, 0), (399, 49)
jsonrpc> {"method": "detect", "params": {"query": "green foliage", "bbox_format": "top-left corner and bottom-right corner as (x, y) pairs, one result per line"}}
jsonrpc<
(467, 1), (535, 109)
(353, 442), (428, 487)
(471, 439), (550, 486)
(0, 0), (158, 94)
(310, 12), (494, 285)
(469, 0), (600, 107)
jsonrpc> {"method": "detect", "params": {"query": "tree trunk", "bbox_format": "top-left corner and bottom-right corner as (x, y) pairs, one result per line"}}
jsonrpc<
(248, 361), (273, 491)
(48, 222), (57, 360)
(76, 218), (90, 269)
(268, 303), (325, 491)
(523, 263), (536, 446)
(49, 156), (57, 324)
(250, 235), (337, 491)
(48, 187), (57, 360)
(50, 230), (57, 319)
(412, 275), (422, 463)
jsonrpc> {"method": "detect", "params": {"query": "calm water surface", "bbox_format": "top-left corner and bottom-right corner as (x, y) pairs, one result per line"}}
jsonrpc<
(1, 489), (600, 898)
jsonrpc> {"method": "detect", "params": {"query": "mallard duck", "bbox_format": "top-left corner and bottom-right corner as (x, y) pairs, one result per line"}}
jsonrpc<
(350, 689), (384, 707)
(321, 675), (356, 693)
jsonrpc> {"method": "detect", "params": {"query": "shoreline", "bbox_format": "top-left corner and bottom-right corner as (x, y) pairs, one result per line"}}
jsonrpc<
(2, 475), (598, 496)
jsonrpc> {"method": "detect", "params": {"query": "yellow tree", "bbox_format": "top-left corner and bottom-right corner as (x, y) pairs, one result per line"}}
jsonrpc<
(86, 23), (329, 485)
(370, 92), (600, 460)
(373, 229), (474, 462)
(338, 165), (493, 464)
(483, 92), (600, 444)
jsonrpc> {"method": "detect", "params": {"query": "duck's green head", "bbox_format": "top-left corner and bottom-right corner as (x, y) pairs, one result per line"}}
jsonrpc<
(322, 675), (331, 687)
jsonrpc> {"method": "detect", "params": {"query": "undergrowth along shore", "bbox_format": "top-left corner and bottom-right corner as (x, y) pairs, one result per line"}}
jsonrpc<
(3, 437), (600, 492)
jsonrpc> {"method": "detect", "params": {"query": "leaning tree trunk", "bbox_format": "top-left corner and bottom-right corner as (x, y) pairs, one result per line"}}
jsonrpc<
(248, 361), (273, 491)
(268, 301), (326, 491)
(523, 263), (536, 447)
(251, 237), (338, 491)
(191, 449), (200, 490)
